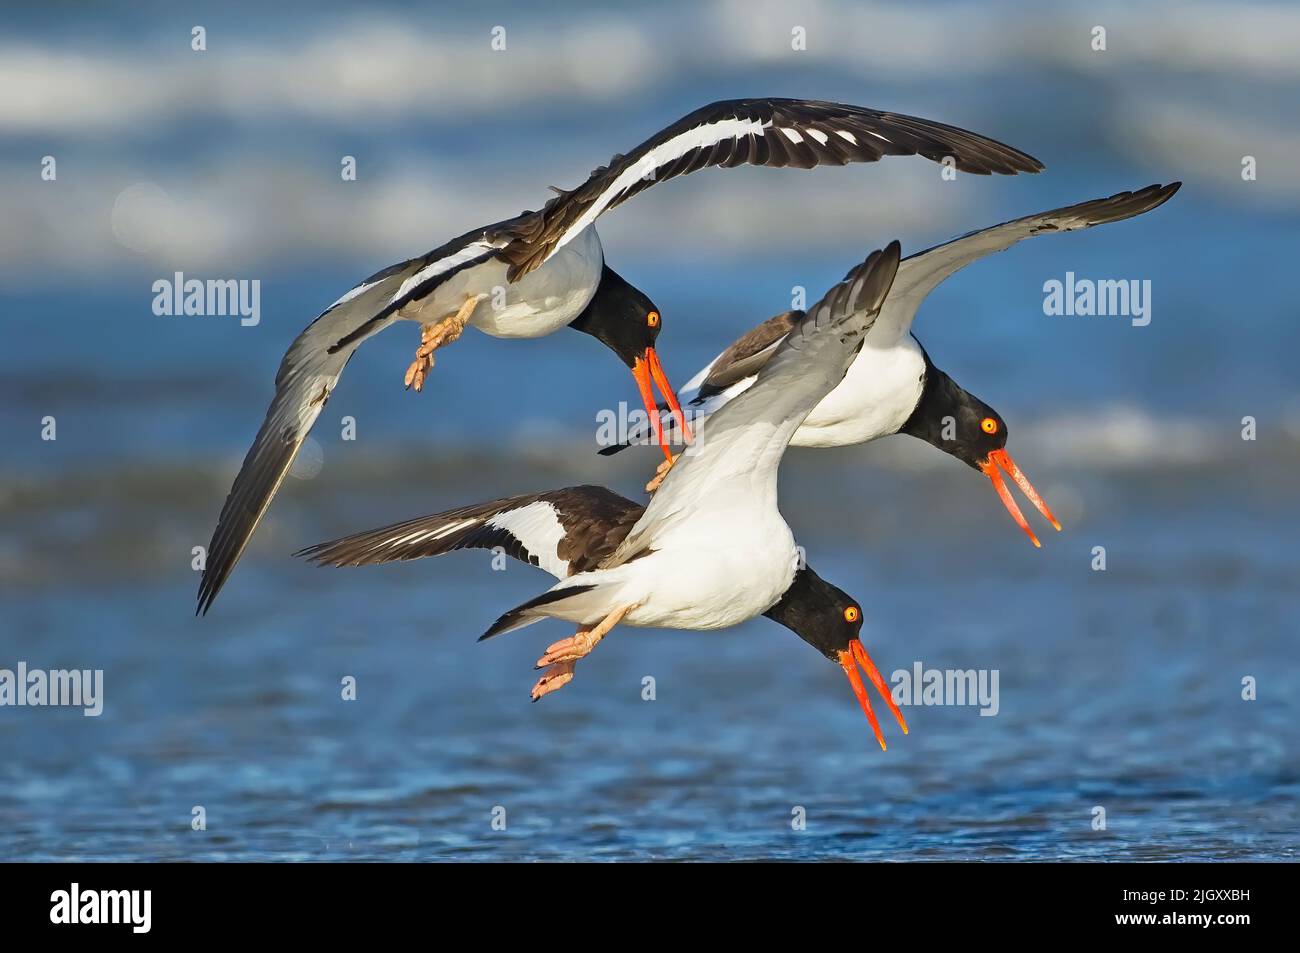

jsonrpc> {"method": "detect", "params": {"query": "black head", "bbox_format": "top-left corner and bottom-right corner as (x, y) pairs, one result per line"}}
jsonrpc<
(763, 565), (863, 661)
(764, 564), (908, 750)
(899, 359), (1060, 547)
(898, 365), (1007, 471)
(568, 265), (661, 368)
(571, 264), (692, 458)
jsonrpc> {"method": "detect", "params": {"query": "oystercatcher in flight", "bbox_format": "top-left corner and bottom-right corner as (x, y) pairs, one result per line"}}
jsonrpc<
(608, 182), (1181, 545)
(299, 242), (909, 748)
(196, 98), (1041, 614)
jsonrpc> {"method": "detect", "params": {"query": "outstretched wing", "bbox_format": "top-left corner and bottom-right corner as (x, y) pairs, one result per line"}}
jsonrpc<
(603, 182), (1183, 452)
(295, 485), (644, 580)
(605, 241), (902, 567)
(196, 226), (509, 615)
(872, 181), (1182, 343)
(493, 98), (1042, 280)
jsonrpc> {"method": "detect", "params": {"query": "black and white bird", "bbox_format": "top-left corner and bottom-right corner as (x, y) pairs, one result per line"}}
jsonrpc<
(298, 242), (909, 748)
(196, 97), (1042, 615)
(607, 183), (1181, 545)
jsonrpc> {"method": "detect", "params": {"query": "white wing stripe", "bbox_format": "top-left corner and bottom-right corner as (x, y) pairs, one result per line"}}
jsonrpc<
(555, 115), (770, 254)
(384, 518), (481, 549)
(487, 502), (569, 577)
(428, 518), (481, 541)
(391, 242), (495, 305)
(329, 277), (383, 310)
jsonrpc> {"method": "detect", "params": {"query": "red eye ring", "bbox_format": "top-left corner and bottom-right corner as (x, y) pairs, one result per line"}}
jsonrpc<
(981, 417), (998, 435)
(844, 606), (860, 623)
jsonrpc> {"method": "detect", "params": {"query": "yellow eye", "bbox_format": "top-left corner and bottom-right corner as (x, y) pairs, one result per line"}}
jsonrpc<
(844, 606), (860, 623)
(980, 417), (998, 435)
(646, 311), (660, 328)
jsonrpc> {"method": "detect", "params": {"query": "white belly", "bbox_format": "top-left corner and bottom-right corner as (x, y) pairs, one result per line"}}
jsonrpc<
(626, 511), (798, 631)
(537, 506), (797, 632)
(792, 332), (927, 448)
(395, 225), (603, 339)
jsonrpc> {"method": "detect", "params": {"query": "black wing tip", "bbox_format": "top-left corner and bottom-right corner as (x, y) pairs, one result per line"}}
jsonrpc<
(1151, 180), (1182, 203)
(1131, 180), (1181, 212)
(949, 150), (1043, 176)
(860, 240), (902, 310)
(290, 536), (395, 569)
(691, 97), (1044, 175)
(291, 541), (331, 564)
(194, 530), (249, 616)
(194, 572), (222, 617)
(597, 442), (629, 457)
(291, 546), (370, 569)
(1083, 181), (1183, 225)
(860, 238), (902, 276)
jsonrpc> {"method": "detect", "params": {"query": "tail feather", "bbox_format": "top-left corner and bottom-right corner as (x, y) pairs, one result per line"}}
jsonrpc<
(478, 584), (598, 641)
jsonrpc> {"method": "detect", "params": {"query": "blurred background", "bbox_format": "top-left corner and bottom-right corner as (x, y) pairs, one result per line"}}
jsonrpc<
(1, 0), (1296, 860)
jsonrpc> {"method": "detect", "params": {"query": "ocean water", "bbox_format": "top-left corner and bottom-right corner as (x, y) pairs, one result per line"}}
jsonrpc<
(2, 436), (1297, 861)
(2, 0), (1298, 861)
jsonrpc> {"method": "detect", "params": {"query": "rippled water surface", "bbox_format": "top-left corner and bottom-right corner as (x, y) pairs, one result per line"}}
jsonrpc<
(2, 447), (1296, 861)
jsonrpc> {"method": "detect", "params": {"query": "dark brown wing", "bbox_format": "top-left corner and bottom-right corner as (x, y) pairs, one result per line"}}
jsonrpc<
(491, 98), (1043, 280)
(295, 485), (644, 579)
(696, 309), (803, 400)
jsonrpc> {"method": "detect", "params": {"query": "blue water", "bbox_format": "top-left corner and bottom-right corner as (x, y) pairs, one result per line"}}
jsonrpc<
(1, 1), (1298, 861)
(2, 443), (1296, 861)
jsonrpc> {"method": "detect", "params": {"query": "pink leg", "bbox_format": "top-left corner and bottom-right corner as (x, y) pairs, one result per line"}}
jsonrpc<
(528, 603), (637, 702)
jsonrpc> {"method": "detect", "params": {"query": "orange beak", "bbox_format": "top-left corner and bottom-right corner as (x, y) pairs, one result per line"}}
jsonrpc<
(630, 347), (693, 461)
(977, 448), (1062, 547)
(837, 639), (908, 751)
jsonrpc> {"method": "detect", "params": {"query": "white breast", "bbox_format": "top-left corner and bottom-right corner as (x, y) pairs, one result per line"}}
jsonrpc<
(623, 501), (798, 630)
(394, 225), (604, 339)
(791, 331), (927, 448)
(469, 225), (605, 338)
(535, 494), (798, 633)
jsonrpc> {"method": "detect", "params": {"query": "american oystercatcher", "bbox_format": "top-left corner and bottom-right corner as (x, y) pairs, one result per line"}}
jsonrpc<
(196, 98), (1041, 614)
(608, 183), (1181, 545)
(298, 241), (909, 748)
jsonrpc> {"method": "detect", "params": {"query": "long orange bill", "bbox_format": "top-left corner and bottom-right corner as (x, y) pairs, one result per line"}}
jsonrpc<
(837, 639), (908, 750)
(978, 448), (1061, 547)
(644, 347), (694, 444)
(852, 640), (908, 734)
(630, 355), (670, 460)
